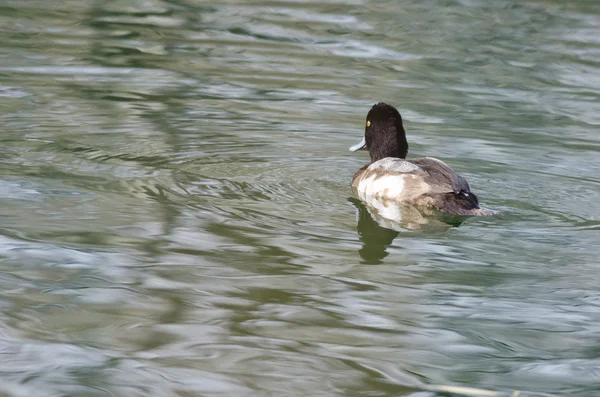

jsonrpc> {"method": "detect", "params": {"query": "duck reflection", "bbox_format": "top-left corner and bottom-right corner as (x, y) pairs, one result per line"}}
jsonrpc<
(350, 197), (399, 264)
(350, 197), (467, 264)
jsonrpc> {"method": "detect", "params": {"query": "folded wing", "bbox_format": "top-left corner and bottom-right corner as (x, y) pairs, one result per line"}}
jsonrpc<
(409, 157), (472, 195)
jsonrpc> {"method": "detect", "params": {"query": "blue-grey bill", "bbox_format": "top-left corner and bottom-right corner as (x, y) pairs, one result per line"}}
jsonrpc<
(349, 137), (366, 152)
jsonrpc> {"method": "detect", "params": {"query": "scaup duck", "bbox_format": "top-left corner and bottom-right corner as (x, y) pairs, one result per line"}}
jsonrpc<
(349, 102), (490, 216)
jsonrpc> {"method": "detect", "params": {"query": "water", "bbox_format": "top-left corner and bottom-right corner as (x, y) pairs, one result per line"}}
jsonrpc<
(1, 1), (600, 396)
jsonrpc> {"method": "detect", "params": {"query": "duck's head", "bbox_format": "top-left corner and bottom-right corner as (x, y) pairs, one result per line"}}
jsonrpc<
(349, 102), (408, 162)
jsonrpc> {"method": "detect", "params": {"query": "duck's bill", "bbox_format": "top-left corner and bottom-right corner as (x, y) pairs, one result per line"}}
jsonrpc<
(349, 137), (366, 152)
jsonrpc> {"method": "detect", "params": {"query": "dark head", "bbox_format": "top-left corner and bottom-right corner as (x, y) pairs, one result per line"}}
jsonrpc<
(349, 102), (408, 162)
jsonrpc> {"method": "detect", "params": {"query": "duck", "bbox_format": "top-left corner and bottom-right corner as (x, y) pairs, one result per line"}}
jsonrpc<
(349, 102), (490, 216)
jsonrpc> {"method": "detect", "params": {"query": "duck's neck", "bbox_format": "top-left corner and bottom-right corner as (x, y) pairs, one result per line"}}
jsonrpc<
(369, 129), (408, 163)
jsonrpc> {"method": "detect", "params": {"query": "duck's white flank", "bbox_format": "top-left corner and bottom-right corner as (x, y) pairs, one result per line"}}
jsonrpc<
(355, 158), (430, 202)
(357, 173), (405, 200)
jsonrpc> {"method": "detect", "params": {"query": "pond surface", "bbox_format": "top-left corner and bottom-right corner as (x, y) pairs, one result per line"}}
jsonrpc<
(1, 1), (600, 396)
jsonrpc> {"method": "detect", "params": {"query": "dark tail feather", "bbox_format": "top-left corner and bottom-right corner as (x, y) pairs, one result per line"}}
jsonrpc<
(437, 191), (482, 215)
(458, 191), (479, 208)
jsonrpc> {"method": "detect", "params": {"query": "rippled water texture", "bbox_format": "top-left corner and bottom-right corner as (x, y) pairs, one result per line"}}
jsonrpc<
(1, 1), (600, 396)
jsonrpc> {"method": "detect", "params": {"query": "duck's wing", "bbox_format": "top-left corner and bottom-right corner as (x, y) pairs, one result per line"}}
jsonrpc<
(409, 157), (472, 195)
(364, 157), (470, 195)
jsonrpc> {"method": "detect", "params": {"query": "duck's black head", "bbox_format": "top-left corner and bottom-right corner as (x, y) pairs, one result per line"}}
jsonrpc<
(349, 102), (408, 163)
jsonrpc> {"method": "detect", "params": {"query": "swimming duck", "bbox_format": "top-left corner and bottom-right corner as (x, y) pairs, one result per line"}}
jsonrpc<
(349, 102), (490, 216)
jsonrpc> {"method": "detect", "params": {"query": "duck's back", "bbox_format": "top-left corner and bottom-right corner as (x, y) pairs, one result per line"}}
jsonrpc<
(352, 157), (485, 215)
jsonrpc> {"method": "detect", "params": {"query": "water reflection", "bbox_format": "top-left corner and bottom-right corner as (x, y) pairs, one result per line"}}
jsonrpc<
(350, 197), (399, 264)
(351, 197), (470, 264)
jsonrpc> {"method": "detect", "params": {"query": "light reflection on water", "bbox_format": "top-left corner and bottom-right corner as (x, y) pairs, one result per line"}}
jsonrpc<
(1, 0), (600, 396)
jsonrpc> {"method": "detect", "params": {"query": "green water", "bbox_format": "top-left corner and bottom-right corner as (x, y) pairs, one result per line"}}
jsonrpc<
(1, 1), (600, 396)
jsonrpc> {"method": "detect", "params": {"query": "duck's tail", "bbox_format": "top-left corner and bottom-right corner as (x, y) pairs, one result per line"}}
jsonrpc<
(438, 191), (494, 216)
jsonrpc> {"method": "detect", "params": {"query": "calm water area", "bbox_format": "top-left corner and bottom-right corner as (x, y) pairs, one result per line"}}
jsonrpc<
(1, 1), (600, 396)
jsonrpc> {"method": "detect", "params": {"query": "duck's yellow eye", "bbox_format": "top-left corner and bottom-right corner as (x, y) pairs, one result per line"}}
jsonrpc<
(366, 120), (371, 127)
